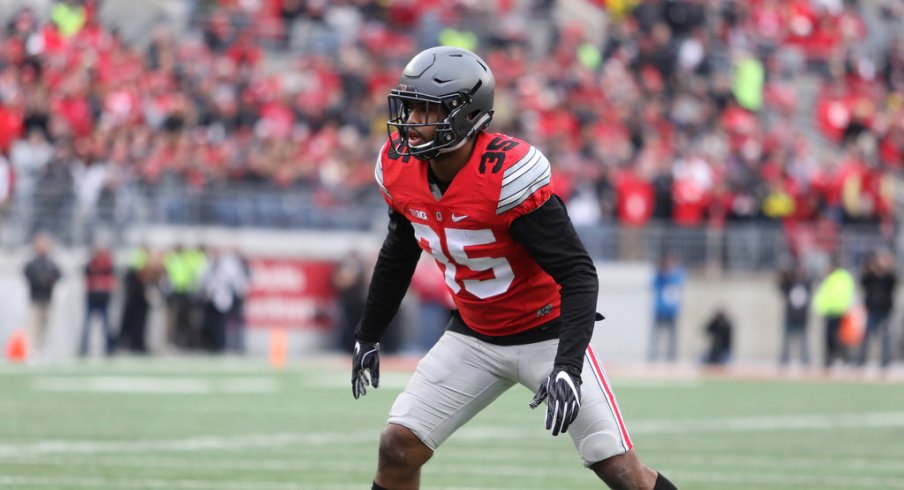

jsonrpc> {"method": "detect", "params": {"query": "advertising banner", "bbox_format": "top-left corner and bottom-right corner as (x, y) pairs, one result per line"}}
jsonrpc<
(244, 259), (337, 330)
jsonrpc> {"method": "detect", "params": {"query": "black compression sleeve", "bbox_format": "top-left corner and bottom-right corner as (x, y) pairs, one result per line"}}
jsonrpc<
(654, 473), (678, 490)
(510, 195), (599, 377)
(354, 209), (422, 344)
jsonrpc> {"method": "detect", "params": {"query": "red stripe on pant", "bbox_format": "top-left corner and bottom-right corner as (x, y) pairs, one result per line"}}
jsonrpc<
(586, 345), (633, 451)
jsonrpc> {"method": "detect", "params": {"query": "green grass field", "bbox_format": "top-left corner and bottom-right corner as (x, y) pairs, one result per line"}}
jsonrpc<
(1, 357), (903, 490)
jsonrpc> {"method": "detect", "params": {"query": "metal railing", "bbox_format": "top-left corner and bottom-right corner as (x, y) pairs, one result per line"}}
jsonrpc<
(575, 221), (894, 274)
(0, 184), (895, 273)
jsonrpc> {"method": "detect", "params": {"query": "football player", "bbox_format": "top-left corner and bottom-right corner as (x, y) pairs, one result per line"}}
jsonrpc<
(351, 46), (677, 490)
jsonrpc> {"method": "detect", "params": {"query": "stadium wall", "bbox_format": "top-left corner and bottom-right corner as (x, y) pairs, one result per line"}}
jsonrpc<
(0, 226), (893, 367)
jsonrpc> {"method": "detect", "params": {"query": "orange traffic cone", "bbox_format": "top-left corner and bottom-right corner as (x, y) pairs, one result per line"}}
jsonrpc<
(5, 330), (28, 363)
(269, 328), (287, 370)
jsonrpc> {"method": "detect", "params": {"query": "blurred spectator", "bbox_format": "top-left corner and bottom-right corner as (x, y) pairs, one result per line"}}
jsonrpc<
(51, 0), (88, 38)
(164, 244), (200, 349)
(0, 153), (12, 216)
(649, 252), (686, 362)
(198, 247), (249, 353)
(73, 146), (116, 243)
(10, 128), (53, 232)
(856, 249), (897, 369)
(702, 308), (733, 366)
(813, 257), (856, 369)
(117, 247), (167, 354)
(22, 232), (61, 361)
(331, 249), (367, 354)
(777, 262), (812, 367)
(225, 249), (251, 353)
(78, 244), (115, 357)
(32, 142), (75, 240)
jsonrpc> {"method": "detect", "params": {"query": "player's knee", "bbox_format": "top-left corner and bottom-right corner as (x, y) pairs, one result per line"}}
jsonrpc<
(378, 424), (432, 468)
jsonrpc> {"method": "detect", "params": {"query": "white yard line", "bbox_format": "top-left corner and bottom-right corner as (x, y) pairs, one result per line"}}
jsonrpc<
(0, 475), (517, 490)
(0, 474), (515, 490)
(451, 411), (904, 442)
(2, 411), (903, 458)
(429, 447), (904, 472)
(30, 376), (281, 394)
(629, 411), (904, 434)
(0, 359), (275, 375)
(646, 452), (904, 472)
(2, 456), (306, 472)
(0, 475), (361, 490)
(0, 432), (375, 457)
(4, 451), (903, 474)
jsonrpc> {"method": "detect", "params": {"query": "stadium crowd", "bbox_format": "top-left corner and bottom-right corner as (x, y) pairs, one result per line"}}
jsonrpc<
(0, 0), (901, 248)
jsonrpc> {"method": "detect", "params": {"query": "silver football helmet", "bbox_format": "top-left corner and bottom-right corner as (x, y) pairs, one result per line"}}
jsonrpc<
(387, 46), (495, 160)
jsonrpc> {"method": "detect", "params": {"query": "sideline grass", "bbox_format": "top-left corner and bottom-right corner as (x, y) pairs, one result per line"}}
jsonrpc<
(1, 357), (903, 489)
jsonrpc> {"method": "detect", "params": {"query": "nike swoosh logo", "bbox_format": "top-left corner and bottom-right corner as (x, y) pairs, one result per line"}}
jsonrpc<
(451, 214), (468, 222)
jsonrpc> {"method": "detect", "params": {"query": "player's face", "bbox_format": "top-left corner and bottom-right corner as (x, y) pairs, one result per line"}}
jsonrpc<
(405, 100), (446, 148)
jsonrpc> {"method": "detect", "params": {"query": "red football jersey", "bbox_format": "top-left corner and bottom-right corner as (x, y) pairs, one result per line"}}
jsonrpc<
(376, 131), (560, 337)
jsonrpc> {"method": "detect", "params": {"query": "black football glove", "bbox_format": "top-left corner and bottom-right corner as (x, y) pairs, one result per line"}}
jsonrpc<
(351, 341), (380, 399)
(529, 366), (582, 436)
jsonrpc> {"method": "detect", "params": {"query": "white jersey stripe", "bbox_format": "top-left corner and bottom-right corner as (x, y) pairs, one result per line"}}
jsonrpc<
(501, 147), (539, 184)
(500, 155), (549, 200)
(497, 146), (550, 214)
(585, 345), (633, 452)
(496, 165), (551, 214)
(500, 151), (542, 196)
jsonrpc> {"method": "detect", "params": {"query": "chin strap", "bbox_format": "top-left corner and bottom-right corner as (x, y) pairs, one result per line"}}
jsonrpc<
(434, 136), (469, 156)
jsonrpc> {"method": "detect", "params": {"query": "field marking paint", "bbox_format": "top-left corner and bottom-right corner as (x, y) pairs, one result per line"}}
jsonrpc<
(30, 376), (280, 394)
(429, 447), (904, 472)
(0, 431), (374, 457)
(0, 475), (515, 490)
(0, 475), (363, 490)
(629, 411), (904, 434)
(452, 410), (904, 442)
(647, 453), (904, 473)
(5, 451), (903, 475)
(3, 411), (902, 458)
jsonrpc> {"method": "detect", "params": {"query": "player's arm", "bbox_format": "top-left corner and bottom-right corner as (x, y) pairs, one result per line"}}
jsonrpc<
(355, 208), (422, 343)
(352, 208), (422, 398)
(513, 195), (599, 435)
(511, 194), (599, 376)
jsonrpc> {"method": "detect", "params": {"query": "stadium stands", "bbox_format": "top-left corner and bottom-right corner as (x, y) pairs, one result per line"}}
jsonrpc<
(0, 0), (900, 271)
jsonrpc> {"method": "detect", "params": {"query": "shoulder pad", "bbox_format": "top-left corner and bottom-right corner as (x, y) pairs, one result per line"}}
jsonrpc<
(497, 145), (551, 214)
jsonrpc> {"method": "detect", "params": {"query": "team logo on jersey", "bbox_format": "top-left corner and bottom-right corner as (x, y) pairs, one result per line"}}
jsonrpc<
(536, 303), (553, 318)
(408, 208), (428, 220)
(435, 211), (443, 222)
